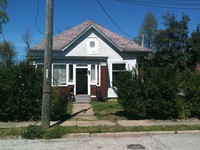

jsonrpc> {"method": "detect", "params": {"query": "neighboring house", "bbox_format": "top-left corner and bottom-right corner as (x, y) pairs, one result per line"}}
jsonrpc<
(29, 20), (151, 99)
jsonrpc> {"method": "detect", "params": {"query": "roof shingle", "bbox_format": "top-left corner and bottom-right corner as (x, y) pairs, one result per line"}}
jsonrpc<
(30, 20), (151, 52)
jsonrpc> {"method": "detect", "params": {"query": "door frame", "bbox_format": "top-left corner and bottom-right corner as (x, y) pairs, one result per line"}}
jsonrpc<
(75, 64), (90, 95)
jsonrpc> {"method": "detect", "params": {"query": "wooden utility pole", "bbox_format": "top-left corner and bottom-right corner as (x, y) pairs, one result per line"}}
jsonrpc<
(41, 0), (54, 128)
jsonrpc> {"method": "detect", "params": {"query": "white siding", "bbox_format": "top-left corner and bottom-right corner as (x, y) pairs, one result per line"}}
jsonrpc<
(65, 32), (137, 98)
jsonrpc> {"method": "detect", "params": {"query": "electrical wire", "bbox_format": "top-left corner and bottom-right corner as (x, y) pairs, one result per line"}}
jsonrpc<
(116, 0), (200, 10)
(35, 0), (44, 34)
(96, 0), (134, 38)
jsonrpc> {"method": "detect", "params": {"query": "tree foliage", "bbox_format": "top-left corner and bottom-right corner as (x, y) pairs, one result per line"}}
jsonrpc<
(0, 0), (9, 32)
(151, 12), (191, 71)
(0, 42), (16, 68)
(135, 11), (158, 50)
(188, 24), (200, 66)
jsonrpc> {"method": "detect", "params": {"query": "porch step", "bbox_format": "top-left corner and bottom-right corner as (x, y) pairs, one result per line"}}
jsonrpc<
(75, 95), (91, 103)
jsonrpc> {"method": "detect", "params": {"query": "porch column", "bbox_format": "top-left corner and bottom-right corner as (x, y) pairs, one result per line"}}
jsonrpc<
(100, 62), (107, 98)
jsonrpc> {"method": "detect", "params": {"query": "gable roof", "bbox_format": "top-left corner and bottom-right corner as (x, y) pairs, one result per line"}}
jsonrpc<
(30, 20), (151, 52)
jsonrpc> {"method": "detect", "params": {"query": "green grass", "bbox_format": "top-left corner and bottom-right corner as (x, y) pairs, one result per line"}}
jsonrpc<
(0, 128), (22, 138)
(91, 101), (125, 120)
(1, 125), (200, 139)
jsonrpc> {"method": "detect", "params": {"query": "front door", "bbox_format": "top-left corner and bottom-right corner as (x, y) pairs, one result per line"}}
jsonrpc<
(76, 68), (88, 94)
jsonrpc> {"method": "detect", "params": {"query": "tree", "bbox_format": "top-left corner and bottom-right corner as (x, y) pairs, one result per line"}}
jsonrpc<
(0, 42), (16, 68)
(135, 11), (158, 50)
(188, 24), (200, 67)
(22, 29), (33, 50)
(0, 0), (9, 33)
(22, 29), (33, 58)
(151, 12), (191, 71)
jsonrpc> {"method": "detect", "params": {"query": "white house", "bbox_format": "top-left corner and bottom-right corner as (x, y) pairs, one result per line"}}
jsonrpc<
(29, 20), (151, 100)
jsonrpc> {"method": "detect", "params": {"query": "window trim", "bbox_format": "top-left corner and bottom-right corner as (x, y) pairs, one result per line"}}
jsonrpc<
(52, 63), (67, 86)
(111, 63), (126, 85)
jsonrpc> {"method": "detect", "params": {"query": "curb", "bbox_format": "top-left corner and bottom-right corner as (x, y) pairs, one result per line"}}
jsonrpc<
(62, 130), (200, 138)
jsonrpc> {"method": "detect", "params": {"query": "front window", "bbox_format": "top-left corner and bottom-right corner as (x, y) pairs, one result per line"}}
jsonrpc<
(91, 65), (95, 83)
(68, 64), (73, 82)
(112, 64), (126, 82)
(53, 65), (66, 85)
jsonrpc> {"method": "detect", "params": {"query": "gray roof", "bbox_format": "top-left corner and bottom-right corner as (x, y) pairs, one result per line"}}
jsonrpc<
(30, 20), (151, 52)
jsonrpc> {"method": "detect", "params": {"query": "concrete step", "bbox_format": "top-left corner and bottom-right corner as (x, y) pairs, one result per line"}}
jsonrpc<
(75, 95), (91, 103)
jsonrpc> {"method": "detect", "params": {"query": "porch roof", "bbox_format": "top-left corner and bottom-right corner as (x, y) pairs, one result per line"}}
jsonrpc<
(30, 20), (151, 53)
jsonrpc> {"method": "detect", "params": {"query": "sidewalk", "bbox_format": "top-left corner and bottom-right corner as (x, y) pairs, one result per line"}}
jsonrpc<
(1, 104), (200, 128)
(0, 119), (200, 128)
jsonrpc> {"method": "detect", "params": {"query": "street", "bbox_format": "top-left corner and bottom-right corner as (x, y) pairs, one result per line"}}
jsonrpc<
(0, 133), (200, 150)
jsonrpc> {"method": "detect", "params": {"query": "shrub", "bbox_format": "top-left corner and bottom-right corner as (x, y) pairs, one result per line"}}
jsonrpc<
(114, 66), (181, 119)
(0, 61), (43, 121)
(114, 71), (147, 119)
(51, 87), (69, 120)
(182, 71), (200, 118)
(21, 125), (45, 139)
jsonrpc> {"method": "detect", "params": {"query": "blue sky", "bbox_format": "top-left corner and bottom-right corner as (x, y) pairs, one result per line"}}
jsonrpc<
(2, 0), (200, 61)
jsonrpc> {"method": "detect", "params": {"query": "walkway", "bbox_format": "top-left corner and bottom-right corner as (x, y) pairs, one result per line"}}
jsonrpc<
(0, 119), (200, 128)
(71, 103), (97, 120)
(0, 104), (200, 128)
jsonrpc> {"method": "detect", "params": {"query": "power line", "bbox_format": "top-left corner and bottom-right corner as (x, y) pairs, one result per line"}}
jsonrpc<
(35, 0), (44, 34)
(96, 0), (134, 38)
(116, 0), (200, 10)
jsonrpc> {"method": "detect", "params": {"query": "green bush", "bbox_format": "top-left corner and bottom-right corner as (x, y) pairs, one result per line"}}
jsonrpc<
(21, 125), (45, 139)
(51, 87), (69, 120)
(182, 71), (200, 118)
(114, 71), (147, 119)
(0, 61), (43, 121)
(114, 66), (181, 119)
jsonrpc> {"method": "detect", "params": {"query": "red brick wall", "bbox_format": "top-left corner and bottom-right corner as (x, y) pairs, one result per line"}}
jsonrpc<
(91, 85), (97, 96)
(100, 65), (107, 98)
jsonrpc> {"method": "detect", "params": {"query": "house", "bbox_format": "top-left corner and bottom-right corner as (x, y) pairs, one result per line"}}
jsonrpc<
(29, 20), (151, 100)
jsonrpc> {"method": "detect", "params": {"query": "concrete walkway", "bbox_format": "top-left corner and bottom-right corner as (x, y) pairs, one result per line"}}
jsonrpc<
(0, 119), (200, 128)
(71, 103), (97, 120)
(0, 104), (200, 128)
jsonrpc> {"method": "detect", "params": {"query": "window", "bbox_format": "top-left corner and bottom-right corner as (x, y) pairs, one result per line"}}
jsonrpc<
(91, 65), (95, 83)
(53, 65), (66, 85)
(112, 64), (126, 82)
(68, 64), (73, 82)
(90, 64), (100, 85)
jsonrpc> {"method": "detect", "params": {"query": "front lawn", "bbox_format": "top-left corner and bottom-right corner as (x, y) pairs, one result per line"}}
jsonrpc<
(91, 101), (125, 120)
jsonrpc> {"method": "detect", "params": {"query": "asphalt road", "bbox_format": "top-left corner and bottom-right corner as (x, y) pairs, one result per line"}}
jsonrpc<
(0, 133), (200, 150)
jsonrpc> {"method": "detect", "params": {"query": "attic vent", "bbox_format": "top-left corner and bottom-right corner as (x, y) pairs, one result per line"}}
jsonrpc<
(87, 38), (98, 54)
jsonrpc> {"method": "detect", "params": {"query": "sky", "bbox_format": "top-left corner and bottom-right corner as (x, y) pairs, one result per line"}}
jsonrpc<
(2, 0), (200, 61)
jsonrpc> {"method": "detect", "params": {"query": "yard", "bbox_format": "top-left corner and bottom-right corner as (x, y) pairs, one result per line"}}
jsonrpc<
(91, 101), (126, 121)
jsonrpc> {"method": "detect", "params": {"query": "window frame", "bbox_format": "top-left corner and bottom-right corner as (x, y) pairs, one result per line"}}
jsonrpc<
(52, 64), (67, 86)
(112, 63), (126, 84)
(90, 64), (101, 86)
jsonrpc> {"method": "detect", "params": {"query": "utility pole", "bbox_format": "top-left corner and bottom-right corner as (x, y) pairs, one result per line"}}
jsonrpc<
(41, 0), (54, 128)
